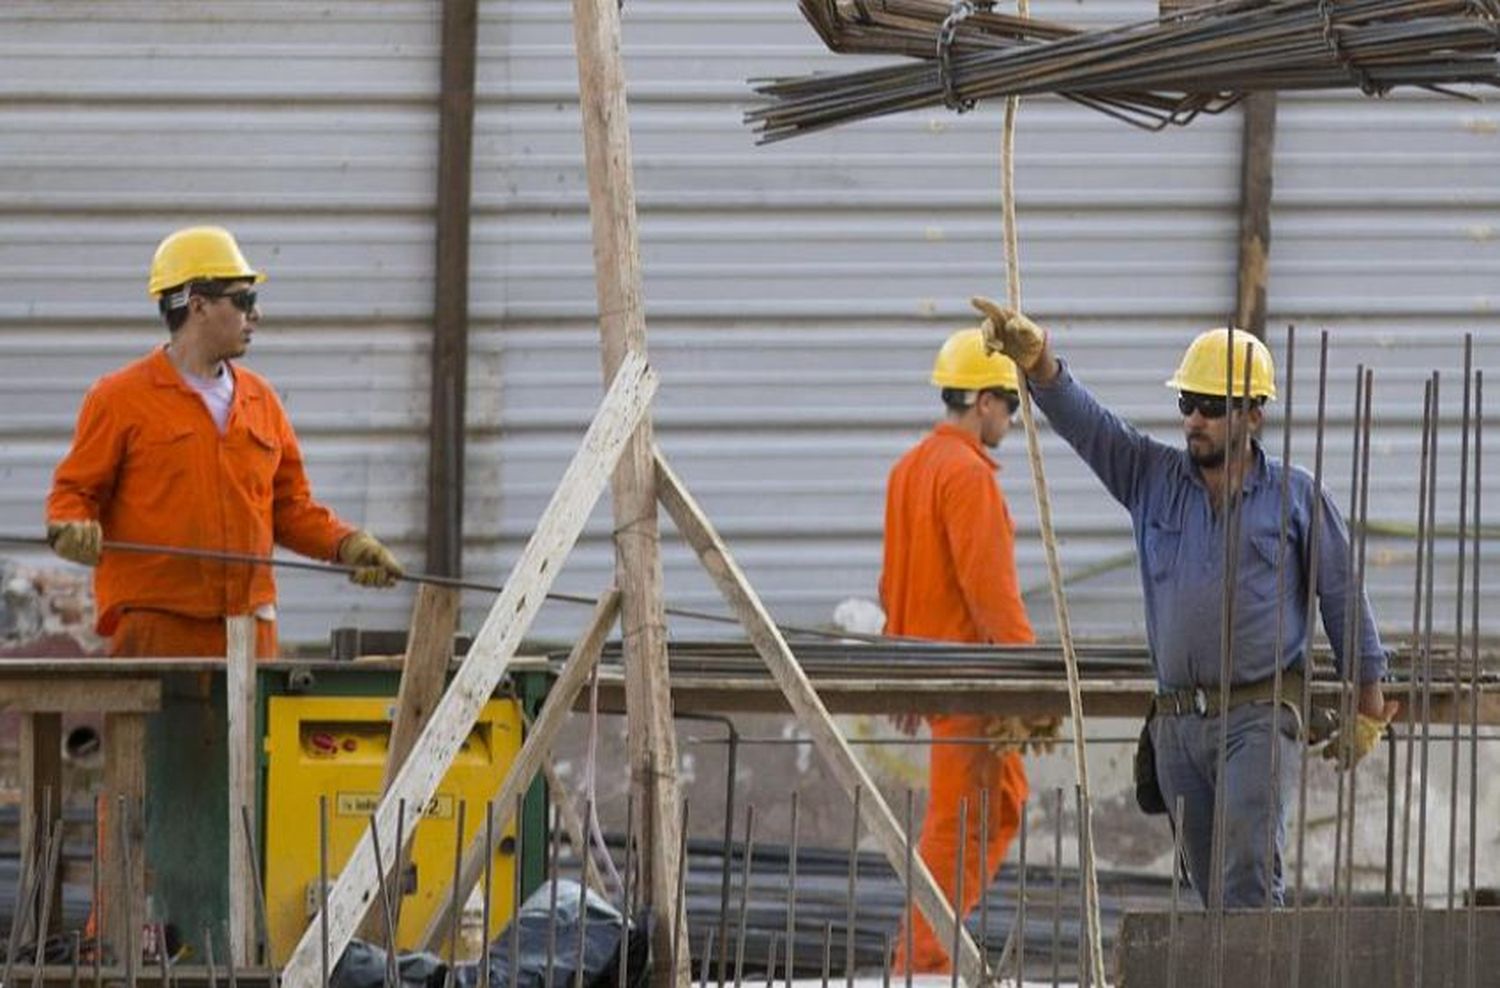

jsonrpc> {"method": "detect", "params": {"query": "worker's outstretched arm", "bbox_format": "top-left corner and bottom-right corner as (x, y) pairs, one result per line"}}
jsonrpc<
(970, 297), (1167, 511)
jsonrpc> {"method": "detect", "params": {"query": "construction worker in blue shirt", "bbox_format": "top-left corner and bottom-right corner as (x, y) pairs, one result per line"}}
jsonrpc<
(969, 296), (1398, 908)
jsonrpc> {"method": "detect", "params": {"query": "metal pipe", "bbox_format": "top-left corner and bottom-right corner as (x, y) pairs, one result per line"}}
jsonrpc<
(1465, 370), (1483, 988)
(319, 796), (330, 988)
(786, 794), (799, 988)
(1017, 794), (1029, 984)
(367, 813), (398, 988)
(845, 787), (860, 988)
(716, 719), (740, 988)
(949, 798), (965, 988)
(732, 806), (756, 988)
(1416, 372), (1441, 988)
(1445, 336), (1474, 988)
(1052, 788), (1062, 988)
(576, 800), (590, 988)
(481, 801), (494, 988)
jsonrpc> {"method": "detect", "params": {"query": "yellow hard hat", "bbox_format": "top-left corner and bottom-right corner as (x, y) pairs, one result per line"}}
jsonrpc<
(147, 226), (265, 297)
(931, 327), (1020, 392)
(1165, 328), (1277, 400)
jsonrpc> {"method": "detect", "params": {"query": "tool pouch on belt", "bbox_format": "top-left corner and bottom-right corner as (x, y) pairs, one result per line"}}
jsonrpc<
(1133, 711), (1168, 815)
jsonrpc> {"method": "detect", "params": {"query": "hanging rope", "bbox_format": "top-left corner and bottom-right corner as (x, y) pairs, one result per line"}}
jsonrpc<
(999, 0), (1107, 980)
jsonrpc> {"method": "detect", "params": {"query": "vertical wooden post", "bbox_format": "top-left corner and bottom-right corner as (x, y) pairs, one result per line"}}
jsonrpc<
(1235, 92), (1277, 339)
(19, 712), (62, 939)
(425, 0), (480, 578)
(568, 1), (685, 983)
(225, 616), (258, 964)
(102, 713), (146, 964)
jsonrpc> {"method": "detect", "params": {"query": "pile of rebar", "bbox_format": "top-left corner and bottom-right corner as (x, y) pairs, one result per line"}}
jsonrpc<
(747, 0), (1500, 141)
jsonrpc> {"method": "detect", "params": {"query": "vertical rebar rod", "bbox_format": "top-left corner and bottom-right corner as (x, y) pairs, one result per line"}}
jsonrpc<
(367, 813), (398, 988)
(620, 794), (635, 988)
(978, 787), (989, 981)
(1398, 379), (1434, 985)
(1290, 332), (1330, 988)
(1017, 795), (1029, 985)
(453, 801), (468, 988)
(91, 803), (100, 988)
(238, 804), (276, 986)
(702, 929), (716, 988)
(882, 934), (891, 988)
(1446, 336), (1474, 988)
(514, 794), (525, 988)
(1168, 795), (1185, 988)
(718, 736), (738, 988)
(545, 808), (561, 988)
(1344, 367), (1375, 988)
(733, 806), (756, 988)
(1334, 366), (1365, 986)
(204, 926), (217, 988)
(319, 796), (330, 988)
(120, 797), (135, 988)
(576, 800), (591, 988)
(1416, 371), (1441, 988)
(1076, 788), (1092, 988)
(903, 790), (913, 988)
(34, 819), (64, 988)
(1465, 370), (1482, 988)
(845, 786), (860, 988)
(1052, 788), (1062, 988)
(71, 929), (81, 988)
(482, 801), (494, 988)
(672, 801), (691, 988)
(223, 921), (237, 988)
(786, 793), (799, 988)
(393, 799), (407, 938)
(820, 923), (832, 988)
(764, 935), (778, 988)
(950, 798), (966, 988)
(156, 923), (170, 988)
(1260, 323), (1296, 988)
(1210, 336), (1253, 988)
(1386, 725), (1399, 905)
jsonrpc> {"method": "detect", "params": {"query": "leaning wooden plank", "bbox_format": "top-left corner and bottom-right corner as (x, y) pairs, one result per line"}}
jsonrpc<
(225, 615), (258, 965)
(418, 589), (620, 950)
(280, 354), (657, 988)
(655, 449), (988, 987)
(358, 584), (461, 942)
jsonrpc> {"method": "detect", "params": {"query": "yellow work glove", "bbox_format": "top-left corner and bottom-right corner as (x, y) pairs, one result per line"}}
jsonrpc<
(970, 296), (1047, 372)
(46, 520), (102, 566)
(338, 531), (404, 589)
(982, 715), (1060, 755)
(1321, 703), (1397, 770)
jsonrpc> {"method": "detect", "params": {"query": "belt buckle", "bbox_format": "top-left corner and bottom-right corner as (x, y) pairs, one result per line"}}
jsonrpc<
(1192, 687), (1209, 717)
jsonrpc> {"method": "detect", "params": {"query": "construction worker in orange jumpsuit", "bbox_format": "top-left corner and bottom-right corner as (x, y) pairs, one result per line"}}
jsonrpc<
(883, 328), (1037, 974)
(46, 226), (405, 959)
(46, 225), (404, 658)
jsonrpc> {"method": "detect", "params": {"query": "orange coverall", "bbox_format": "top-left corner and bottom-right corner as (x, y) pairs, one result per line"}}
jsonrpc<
(880, 422), (1034, 973)
(47, 346), (353, 658)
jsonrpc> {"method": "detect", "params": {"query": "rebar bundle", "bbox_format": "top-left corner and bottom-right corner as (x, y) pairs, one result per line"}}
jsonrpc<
(747, 0), (1500, 141)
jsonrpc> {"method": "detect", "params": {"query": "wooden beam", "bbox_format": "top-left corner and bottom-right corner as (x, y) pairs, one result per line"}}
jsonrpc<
(280, 354), (656, 988)
(225, 616), (259, 965)
(19, 713), (62, 940)
(424, 0), (480, 578)
(418, 590), (621, 949)
(568, 0), (684, 981)
(0, 679), (160, 713)
(654, 450), (987, 987)
(102, 713), (146, 967)
(1234, 91), (1277, 339)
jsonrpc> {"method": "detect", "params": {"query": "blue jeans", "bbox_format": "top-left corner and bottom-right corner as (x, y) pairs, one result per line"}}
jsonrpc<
(1150, 701), (1300, 908)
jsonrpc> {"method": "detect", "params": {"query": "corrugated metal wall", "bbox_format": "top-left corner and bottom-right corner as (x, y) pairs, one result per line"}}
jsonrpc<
(2, 0), (1496, 648)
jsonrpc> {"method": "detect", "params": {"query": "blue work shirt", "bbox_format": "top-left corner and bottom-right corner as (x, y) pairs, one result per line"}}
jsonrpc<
(1030, 361), (1386, 691)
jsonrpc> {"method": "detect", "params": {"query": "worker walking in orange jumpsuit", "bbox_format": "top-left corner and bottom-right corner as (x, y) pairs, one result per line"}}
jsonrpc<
(46, 225), (403, 659)
(883, 327), (1038, 974)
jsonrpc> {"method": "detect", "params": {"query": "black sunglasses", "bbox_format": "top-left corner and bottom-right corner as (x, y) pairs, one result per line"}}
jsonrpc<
(197, 287), (258, 313)
(1178, 392), (1249, 419)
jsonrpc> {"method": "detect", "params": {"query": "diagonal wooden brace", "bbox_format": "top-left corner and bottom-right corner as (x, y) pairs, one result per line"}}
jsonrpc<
(654, 448), (989, 987)
(417, 588), (621, 950)
(279, 353), (656, 988)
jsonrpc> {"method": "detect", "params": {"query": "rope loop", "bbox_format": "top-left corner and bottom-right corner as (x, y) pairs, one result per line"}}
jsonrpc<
(1318, 0), (1389, 96)
(938, 0), (979, 113)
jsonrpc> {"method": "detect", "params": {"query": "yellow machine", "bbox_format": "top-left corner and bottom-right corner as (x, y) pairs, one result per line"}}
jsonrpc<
(264, 696), (523, 963)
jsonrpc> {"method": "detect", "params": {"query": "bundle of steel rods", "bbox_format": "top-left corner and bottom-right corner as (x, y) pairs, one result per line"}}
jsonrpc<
(747, 0), (1500, 141)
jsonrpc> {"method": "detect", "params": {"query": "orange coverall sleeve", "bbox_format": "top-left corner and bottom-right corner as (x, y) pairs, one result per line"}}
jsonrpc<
(267, 392), (354, 561)
(939, 464), (1034, 645)
(47, 388), (124, 524)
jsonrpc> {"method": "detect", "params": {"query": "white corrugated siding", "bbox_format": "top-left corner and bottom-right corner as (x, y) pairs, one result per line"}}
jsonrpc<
(1, 0), (1496, 646)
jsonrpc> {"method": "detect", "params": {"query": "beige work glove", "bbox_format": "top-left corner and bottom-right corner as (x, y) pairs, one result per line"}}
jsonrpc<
(970, 296), (1048, 373)
(983, 714), (1062, 755)
(1321, 701), (1398, 770)
(46, 520), (102, 567)
(338, 531), (404, 589)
